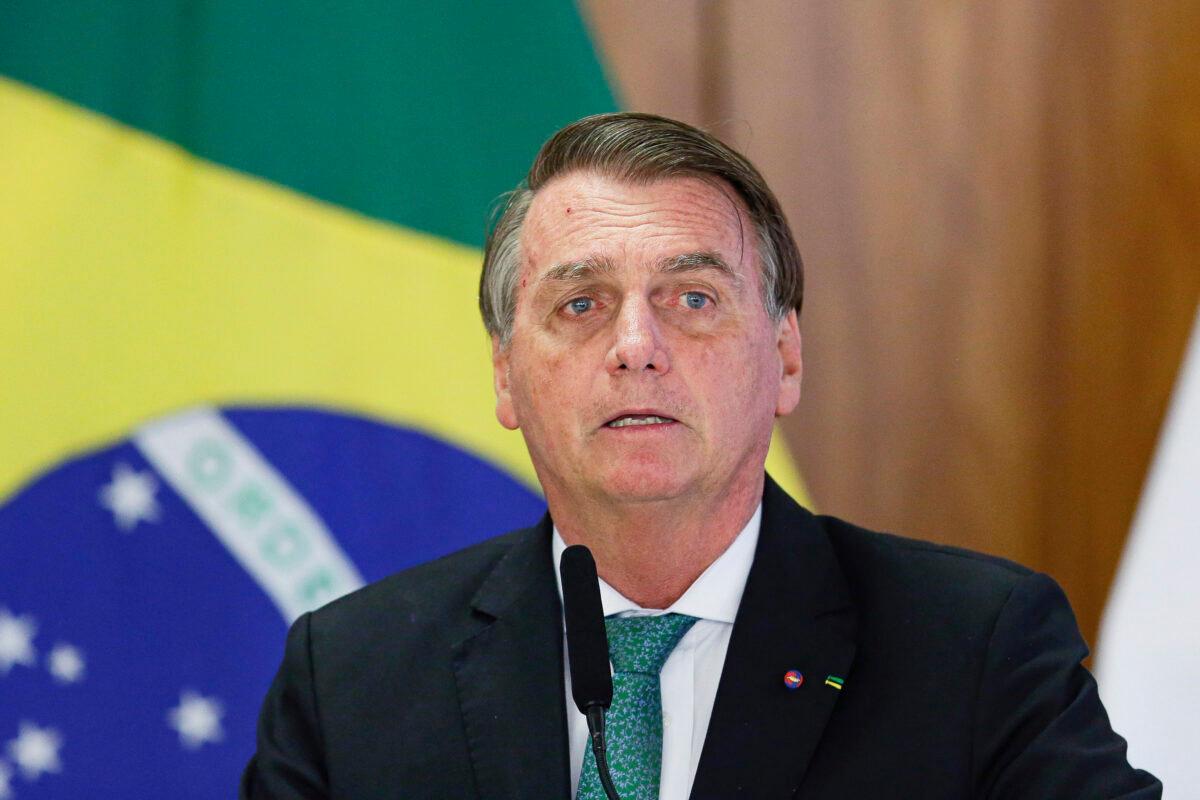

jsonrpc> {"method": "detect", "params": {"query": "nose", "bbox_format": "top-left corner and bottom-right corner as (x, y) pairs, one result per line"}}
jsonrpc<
(605, 296), (670, 375)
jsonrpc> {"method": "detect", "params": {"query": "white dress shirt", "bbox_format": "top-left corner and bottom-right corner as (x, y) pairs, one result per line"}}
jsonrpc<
(552, 505), (762, 800)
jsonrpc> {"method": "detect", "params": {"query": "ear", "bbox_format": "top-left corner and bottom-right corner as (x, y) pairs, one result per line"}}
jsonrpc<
(492, 335), (520, 430)
(774, 309), (803, 417)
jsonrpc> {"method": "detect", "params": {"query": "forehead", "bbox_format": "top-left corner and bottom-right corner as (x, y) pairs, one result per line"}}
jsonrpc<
(520, 171), (755, 277)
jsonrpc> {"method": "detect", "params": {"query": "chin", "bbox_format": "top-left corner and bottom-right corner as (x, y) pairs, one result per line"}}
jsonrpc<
(595, 463), (693, 503)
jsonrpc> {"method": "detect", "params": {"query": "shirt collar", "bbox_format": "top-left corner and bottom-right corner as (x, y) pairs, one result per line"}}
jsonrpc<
(551, 503), (762, 624)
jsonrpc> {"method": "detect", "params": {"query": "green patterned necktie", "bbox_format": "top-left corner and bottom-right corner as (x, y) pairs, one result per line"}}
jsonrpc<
(576, 613), (700, 800)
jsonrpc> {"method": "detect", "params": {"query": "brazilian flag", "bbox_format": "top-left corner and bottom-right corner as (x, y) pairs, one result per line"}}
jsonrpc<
(0, 3), (805, 796)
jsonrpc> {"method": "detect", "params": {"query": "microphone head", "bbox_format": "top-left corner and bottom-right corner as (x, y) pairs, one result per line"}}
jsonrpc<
(560, 544), (613, 713)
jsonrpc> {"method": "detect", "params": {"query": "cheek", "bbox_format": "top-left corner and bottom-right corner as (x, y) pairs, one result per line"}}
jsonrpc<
(512, 344), (576, 419)
(705, 331), (768, 377)
(694, 334), (778, 412)
(694, 346), (728, 386)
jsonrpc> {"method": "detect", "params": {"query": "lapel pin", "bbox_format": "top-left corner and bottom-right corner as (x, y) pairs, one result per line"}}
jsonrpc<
(783, 670), (804, 690)
(824, 675), (845, 690)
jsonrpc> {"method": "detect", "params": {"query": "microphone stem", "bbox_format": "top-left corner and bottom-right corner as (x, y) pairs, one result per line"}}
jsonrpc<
(585, 705), (621, 800)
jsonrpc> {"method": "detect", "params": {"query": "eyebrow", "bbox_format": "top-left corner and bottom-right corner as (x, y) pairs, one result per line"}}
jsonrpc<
(538, 256), (617, 285)
(537, 251), (740, 287)
(657, 251), (741, 285)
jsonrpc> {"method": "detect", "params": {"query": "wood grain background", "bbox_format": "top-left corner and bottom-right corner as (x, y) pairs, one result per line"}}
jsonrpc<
(580, 0), (1200, 648)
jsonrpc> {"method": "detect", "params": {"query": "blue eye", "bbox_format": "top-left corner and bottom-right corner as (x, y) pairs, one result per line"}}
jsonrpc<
(683, 292), (709, 309)
(567, 297), (594, 315)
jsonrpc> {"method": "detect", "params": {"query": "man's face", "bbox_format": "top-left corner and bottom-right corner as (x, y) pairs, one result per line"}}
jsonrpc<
(492, 171), (802, 507)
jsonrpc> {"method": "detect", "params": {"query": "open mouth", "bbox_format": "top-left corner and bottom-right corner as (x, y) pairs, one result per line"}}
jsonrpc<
(605, 414), (676, 429)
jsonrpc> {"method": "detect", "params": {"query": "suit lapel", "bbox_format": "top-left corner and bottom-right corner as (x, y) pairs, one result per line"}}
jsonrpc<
(451, 518), (571, 800)
(690, 477), (858, 799)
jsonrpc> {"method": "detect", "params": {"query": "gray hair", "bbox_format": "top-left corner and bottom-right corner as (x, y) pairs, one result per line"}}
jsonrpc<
(479, 112), (804, 345)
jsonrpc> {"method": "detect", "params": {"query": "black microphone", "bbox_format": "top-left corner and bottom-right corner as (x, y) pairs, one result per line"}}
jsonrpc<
(560, 544), (621, 800)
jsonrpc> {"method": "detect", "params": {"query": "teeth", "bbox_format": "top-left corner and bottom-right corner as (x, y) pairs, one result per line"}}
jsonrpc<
(608, 415), (672, 428)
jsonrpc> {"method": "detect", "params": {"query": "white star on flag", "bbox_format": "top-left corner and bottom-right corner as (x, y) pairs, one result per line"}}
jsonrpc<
(47, 643), (86, 684)
(168, 690), (225, 750)
(0, 760), (13, 800)
(98, 462), (161, 531)
(0, 608), (36, 674)
(6, 721), (63, 782)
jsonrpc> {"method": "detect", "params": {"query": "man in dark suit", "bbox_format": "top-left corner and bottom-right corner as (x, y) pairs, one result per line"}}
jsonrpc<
(242, 113), (1161, 798)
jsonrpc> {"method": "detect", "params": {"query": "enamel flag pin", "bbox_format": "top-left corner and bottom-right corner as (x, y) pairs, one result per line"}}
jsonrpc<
(824, 675), (845, 690)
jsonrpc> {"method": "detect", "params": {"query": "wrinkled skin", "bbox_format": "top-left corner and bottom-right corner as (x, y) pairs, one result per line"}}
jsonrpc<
(492, 171), (802, 605)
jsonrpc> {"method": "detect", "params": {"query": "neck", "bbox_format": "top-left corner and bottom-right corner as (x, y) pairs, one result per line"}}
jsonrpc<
(549, 473), (764, 609)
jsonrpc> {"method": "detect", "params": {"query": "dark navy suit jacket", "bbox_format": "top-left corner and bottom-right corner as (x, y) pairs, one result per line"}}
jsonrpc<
(241, 476), (1161, 798)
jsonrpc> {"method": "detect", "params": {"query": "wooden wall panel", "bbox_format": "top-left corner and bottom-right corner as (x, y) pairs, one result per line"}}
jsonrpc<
(581, 0), (1200, 646)
(1040, 1), (1200, 638)
(718, 3), (1057, 571)
(578, 0), (709, 123)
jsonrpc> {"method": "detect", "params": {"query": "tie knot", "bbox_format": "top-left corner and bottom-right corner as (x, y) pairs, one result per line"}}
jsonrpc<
(604, 613), (699, 675)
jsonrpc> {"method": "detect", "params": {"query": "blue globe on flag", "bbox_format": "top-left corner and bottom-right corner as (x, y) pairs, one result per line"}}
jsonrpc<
(0, 406), (544, 798)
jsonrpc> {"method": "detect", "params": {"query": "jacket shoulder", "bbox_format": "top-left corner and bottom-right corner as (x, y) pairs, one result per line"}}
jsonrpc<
(305, 524), (542, 646)
(816, 513), (1036, 630)
(822, 514), (1032, 582)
